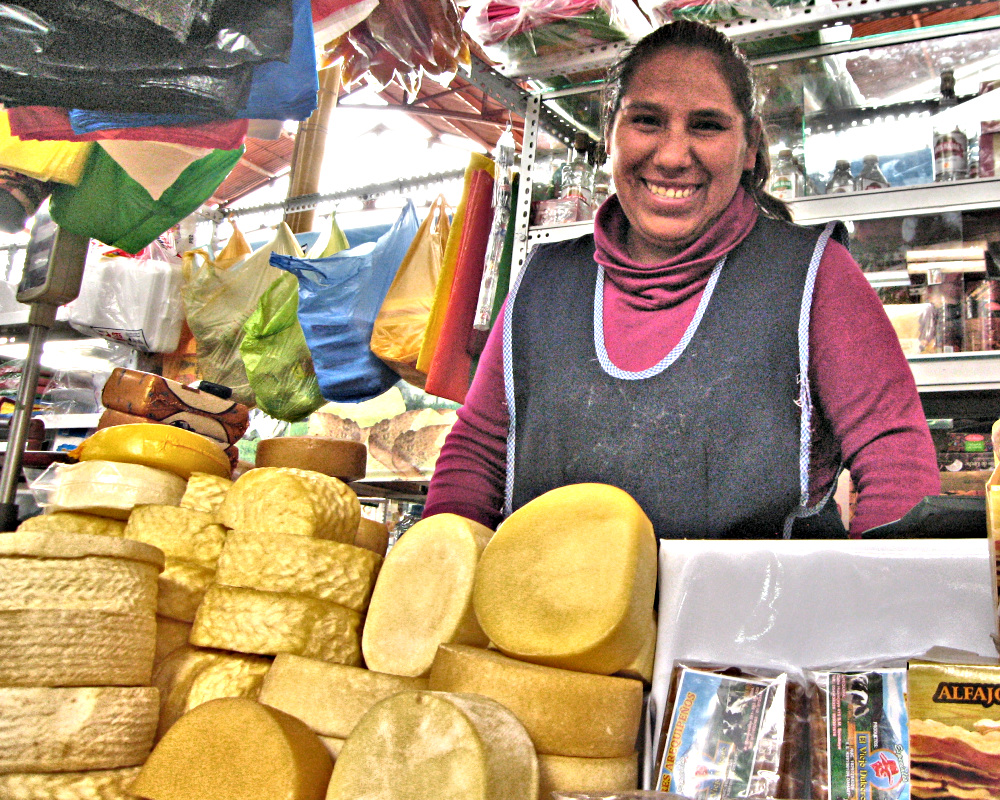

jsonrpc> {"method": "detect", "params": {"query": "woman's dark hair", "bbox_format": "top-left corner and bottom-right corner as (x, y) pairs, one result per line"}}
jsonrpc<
(601, 20), (792, 222)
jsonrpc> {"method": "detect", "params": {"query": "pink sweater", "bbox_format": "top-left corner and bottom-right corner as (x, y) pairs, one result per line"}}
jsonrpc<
(424, 189), (940, 536)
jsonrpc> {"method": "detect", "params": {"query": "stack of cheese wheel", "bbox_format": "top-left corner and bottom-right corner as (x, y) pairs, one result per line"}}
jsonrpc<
(0, 530), (163, 799)
(429, 483), (658, 799)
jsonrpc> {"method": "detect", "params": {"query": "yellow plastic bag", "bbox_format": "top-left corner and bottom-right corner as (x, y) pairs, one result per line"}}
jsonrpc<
(370, 195), (451, 388)
(182, 223), (299, 407)
(0, 111), (92, 185)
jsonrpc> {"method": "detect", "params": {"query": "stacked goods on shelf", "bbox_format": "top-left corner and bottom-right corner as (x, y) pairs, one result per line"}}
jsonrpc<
(0, 530), (163, 798)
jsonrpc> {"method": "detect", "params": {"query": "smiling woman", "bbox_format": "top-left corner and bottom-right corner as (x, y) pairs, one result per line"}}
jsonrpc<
(420, 19), (942, 541)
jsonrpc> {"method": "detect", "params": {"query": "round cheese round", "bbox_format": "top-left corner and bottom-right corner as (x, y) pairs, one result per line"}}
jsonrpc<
(255, 437), (367, 483)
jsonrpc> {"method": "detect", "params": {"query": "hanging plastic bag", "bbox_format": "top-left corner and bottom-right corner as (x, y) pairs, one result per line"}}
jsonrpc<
(182, 223), (298, 407)
(65, 239), (186, 353)
(49, 143), (243, 254)
(270, 200), (420, 404)
(241, 215), (352, 422)
(370, 195), (451, 388)
(0, 111), (93, 186)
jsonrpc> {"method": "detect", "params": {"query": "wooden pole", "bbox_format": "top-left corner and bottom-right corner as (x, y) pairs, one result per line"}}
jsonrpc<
(284, 64), (342, 234)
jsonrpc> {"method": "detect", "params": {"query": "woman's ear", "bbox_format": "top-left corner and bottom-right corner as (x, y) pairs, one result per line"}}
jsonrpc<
(744, 119), (763, 172)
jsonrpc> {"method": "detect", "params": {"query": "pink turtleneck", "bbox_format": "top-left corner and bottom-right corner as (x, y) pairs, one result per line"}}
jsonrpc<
(423, 189), (940, 536)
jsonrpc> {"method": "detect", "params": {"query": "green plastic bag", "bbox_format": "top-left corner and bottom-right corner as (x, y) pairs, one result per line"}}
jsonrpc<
(49, 143), (243, 254)
(240, 213), (351, 422)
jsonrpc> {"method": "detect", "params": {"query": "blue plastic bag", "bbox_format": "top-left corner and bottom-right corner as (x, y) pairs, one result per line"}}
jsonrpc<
(270, 200), (420, 403)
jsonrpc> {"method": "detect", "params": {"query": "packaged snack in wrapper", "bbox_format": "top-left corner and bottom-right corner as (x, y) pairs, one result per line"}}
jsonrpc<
(907, 660), (1000, 800)
(808, 668), (910, 800)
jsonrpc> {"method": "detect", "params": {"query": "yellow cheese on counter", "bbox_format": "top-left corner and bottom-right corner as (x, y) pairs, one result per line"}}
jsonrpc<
(0, 608), (156, 687)
(154, 615), (192, 668)
(473, 483), (657, 675)
(16, 511), (127, 537)
(132, 697), (333, 800)
(190, 584), (362, 665)
(215, 529), (381, 612)
(125, 505), (228, 568)
(72, 423), (231, 480)
(428, 644), (643, 758)
(614, 613), (656, 685)
(217, 468), (360, 542)
(156, 558), (215, 622)
(537, 752), (639, 799)
(354, 517), (389, 558)
(0, 530), (162, 615)
(180, 471), (233, 516)
(49, 460), (187, 519)
(361, 513), (492, 678)
(0, 686), (158, 772)
(257, 653), (427, 739)
(0, 766), (142, 800)
(324, 690), (538, 800)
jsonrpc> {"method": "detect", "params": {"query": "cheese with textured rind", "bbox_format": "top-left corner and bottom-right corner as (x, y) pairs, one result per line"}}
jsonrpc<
(179, 472), (233, 516)
(157, 558), (215, 622)
(0, 686), (158, 772)
(258, 654), (427, 739)
(155, 615), (192, 668)
(537, 752), (639, 798)
(216, 530), (381, 612)
(17, 511), (127, 537)
(50, 460), (187, 519)
(324, 690), (538, 800)
(218, 468), (360, 542)
(0, 766), (142, 800)
(361, 513), (492, 678)
(0, 531), (161, 615)
(0, 608), (156, 687)
(132, 698), (333, 800)
(125, 505), (228, 568)
(473, 483), (657, 675)
(428, 644), (643, 758)
(354, 517), (389, 558)
(190, 585), (362, 664)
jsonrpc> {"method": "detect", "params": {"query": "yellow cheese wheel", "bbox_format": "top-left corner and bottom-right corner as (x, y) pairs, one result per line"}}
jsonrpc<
(218, 468), (359, 542)
(17, 511), (127, 537)
(537, 752), (639, 799)
(190, 584), (362, 665)
(355, 516), (389, 558)
(428, 644), (643, 758)
(255, 437), (367, 483)
(324, 690), (538, 800)
(72, 423), (231, 480)
(157, 558), (215, 622)
(124, 505), (228, 569)
(215, 529), (381, 612)
(131, 697), (333, 800)
(258, 653), (427, 739)
(361, 513), (493, 678)
(473, 483), (657, 675)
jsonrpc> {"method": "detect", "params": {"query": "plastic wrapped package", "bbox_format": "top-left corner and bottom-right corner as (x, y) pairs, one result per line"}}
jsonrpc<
(882, 303), (935, 355)
(645, 539), (999, 789)
(638, 0), (806, 26)
(65, 242), (185, 353)
(464, 0), (652, 65)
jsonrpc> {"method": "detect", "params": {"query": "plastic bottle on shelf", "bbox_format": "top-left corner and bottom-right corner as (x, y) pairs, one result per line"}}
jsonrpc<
(855, 154), (890, 190)
(590, 141), (611, 209)
(560, 131), (594, 204)
(769, 149), (801, 200)
(826, 160), (856, 193)
(933, 68), (968, 181)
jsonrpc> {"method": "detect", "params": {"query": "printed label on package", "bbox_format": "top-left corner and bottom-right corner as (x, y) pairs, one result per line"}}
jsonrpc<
(656, 666), (778, 799)
(826, 669), (909, 800)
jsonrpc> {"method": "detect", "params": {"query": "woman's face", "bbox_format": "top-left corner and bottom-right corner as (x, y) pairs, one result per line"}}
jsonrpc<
(609, 47), (758, 264)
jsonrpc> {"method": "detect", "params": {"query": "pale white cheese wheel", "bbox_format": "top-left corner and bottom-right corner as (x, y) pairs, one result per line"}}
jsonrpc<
(50, 460), (187, 519)
(428, 644), (643, 758)
(473, 483), (657, 675)
(156, 558), (215, 623)
(124, 505), (228, 569)
(216, 529), (381, 612)
(537, 752), (639, 799)
(0, 766), (142, 800)
(0, 686), (158, 772)
(325, 690), (539, 800)
(0, 608), (157, 687)
(190, 584), (362, 665)
(258, 653), (427, 739)
(361, 514), (493, 678)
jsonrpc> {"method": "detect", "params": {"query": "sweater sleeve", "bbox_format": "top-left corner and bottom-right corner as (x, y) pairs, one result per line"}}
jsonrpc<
(422, 300), (510, 529)
(809, 240), (940, 535)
